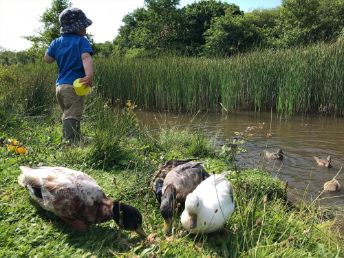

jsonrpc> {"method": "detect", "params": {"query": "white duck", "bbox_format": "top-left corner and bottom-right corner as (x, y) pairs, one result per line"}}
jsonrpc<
(180, 173), (234, 234)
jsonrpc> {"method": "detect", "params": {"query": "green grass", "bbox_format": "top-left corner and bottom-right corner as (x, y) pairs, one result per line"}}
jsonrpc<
(0, 105), (342, 257)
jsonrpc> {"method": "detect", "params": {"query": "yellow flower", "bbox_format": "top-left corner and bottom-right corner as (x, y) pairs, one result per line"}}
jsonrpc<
(15, 146), (28, 155)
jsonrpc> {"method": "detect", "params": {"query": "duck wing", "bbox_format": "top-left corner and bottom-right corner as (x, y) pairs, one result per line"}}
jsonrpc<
(163, 161), (209, 201)
(151, 159), (198, 188)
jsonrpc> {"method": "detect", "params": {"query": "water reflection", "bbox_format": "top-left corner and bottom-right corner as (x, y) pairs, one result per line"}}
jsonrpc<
(136, 110), (344, 207)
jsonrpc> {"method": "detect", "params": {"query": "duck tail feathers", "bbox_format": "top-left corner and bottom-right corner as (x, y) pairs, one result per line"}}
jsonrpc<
(18, 173), (26, 187)
(18, 166), (32, 187)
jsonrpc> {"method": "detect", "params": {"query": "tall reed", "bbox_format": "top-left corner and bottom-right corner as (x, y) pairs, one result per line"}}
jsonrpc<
(0, 62), (56, 116)
(95, 41), (344, 116)
(2, 41), (344, 116)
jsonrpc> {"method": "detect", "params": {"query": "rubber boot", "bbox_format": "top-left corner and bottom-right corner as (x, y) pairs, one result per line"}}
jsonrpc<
(62, 119), (81, 145)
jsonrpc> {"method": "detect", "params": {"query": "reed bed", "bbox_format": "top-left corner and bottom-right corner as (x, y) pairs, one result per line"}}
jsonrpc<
(95, 42), (344, 116)
(1, 42), (344, 116)
(0, 63), (56, 116)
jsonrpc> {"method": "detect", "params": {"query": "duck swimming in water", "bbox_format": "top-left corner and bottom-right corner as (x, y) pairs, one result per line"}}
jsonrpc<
(323, 179), (340, 192)
(313, 156), (332, 168)
(159, 161), (209, 235)
(18, 166), (146, 237)
(263, 149), (284, 160)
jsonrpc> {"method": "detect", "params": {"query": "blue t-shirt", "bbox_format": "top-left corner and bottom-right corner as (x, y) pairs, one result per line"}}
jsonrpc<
(47, 33), (93, 86)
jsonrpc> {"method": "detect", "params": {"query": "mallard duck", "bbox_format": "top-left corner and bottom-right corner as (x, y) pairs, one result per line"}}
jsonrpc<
(313, 156), (332, 168)
(151, 159), (197, 203)
(180, 173), (235, 234)
(263, 149), (284, 160)
(18, 166), (146, 237)
(160, 161), (209, 235)
(323, 179), (341, 192)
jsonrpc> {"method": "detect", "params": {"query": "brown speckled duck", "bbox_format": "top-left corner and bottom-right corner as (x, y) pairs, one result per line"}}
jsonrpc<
(18, 166), (146, 237)
(160, 161), (209, 235)
(313, 155), (332, 168)
(151, 159), (197, 204)
(323, 179), (341, 192)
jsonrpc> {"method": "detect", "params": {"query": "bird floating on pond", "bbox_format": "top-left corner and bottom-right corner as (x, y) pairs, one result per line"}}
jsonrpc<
(263, 149), (284, 160)
(323, 179), (340, 192)
(313, 155), (332, 168)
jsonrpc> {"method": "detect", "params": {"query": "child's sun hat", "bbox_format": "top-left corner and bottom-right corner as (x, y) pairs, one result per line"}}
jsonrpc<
(73, 78), (91, 96)
(59, 7), (92, 34)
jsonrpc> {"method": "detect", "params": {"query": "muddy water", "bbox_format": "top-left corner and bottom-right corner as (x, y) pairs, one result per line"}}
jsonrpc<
(136, 111), (344, 208)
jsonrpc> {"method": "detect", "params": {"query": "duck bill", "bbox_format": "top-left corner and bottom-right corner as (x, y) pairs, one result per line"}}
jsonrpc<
(135, 226), (147, 238)
(189, 213), (198, 229)
(163, 218), (173, 235)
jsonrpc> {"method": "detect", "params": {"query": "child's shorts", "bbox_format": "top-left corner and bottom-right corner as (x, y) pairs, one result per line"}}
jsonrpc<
(56, 84), (84, 121)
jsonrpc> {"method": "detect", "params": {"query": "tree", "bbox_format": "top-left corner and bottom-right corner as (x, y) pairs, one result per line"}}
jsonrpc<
(115, 0), (184, 56)
(93, 41), (115, 57)
(317, 0), (344, 41)
(204, 10), (262, 56)
(276, 0), (321, 47)
(182, 0), (242, 55)
(243, 8), (280, 48)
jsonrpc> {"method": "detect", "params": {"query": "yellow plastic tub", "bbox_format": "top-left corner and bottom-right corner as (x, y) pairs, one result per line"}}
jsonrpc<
(73, 78), (91, 96)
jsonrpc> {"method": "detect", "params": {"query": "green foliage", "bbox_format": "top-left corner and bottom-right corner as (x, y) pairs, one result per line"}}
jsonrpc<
(182, 0), (242, 55)
(113, 0), (344, 57)
(157, 128), (214, 159)
(115, 0), (185, 56)
(87, 102), (140, 170)
(0, 51), (36, 66)
(277, 0), (321, 46)
(204, 13), (262, 56)
(242, 9), (280, 48)
(93, 41), (115, 57)
(229, 169), (287, 201)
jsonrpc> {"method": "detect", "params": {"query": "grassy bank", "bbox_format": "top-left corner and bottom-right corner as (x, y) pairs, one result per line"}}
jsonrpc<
(0, 100), (342, 257)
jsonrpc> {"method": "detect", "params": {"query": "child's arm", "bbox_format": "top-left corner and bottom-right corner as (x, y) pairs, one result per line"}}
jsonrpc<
(43, 51), (55, 64)
(79, 53), (94, 87)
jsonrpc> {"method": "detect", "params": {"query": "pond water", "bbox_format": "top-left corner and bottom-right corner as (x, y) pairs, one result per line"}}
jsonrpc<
(136, 110), (344, 208)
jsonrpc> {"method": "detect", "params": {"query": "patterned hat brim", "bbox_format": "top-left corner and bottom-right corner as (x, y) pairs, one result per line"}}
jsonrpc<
(60, 18), (93, 34)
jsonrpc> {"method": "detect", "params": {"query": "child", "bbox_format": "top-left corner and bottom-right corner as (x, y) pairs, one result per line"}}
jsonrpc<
(44, 7), (94, 144)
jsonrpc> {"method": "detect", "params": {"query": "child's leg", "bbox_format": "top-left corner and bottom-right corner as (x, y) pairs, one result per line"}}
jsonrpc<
(56, 84), (84, 144)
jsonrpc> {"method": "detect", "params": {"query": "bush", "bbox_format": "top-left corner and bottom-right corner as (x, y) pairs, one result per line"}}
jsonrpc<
(87, 101), (139, 169)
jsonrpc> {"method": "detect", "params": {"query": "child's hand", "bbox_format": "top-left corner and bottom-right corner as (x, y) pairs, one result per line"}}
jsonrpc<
(79, 76), (93, 87)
